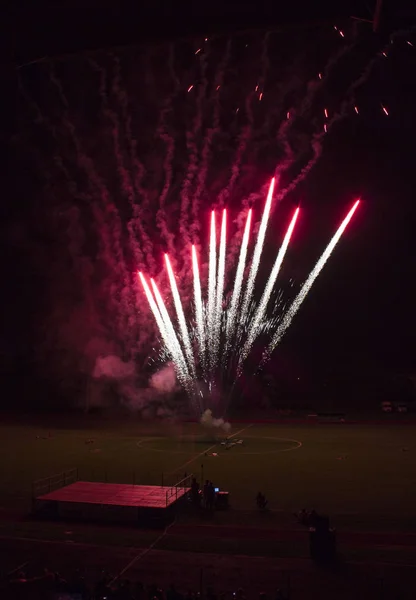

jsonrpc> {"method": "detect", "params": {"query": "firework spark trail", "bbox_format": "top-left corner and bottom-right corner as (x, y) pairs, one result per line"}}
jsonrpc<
(120, 82), (155, 271)
(17, 74), (76, 190)
(216, 124), (249, 210)
(240, 178), (275, 324)
(139, 273), (168, 342)
(275, 138), (323, 202)
(150, 278), (192, 392)
(226, 208), (252, 342)
(273, 43), (385, 206)
(274, 34), (358, 181)
(49, 65), (127, 334)
(156, 44), (180, 254)
(156, 128), (176, 253)
(179, 43), (209, 248)
(292, 32), (356, 118)
(89, 58), (140, 342)
(259, 31), (271, 99)
(164, 254), (196, 376)
(207, 211), (217, 368)
(192, 245), (206, 367)
(275, 31), (408, 205)
(262, 200), (360, 363)
(273, 29), (414, 205)
(110, 54), (148, 269)
(239, 206), (300, 368)
(214, 210), (227, 362)
(190, 39), (232, 241)
(65, 208), (99, 337)
(91, 58), (132, 207)
(332, 29), (414, 125)
(115, 51), (156, 270)
(217, 36), (265, 211)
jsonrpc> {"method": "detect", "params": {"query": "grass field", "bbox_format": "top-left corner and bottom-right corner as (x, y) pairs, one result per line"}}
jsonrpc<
(1, 418), (416, 522)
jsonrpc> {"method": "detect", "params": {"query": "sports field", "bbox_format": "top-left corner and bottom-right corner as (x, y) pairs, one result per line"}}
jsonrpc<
(1, 418), (415, 520)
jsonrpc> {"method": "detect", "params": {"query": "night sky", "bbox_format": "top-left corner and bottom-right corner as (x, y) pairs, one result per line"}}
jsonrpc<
(1, 1), (416, 411)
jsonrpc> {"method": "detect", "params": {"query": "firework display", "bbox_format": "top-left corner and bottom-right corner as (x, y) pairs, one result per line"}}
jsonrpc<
(13, 20), (415, 414)
(140, 180), (360, 414)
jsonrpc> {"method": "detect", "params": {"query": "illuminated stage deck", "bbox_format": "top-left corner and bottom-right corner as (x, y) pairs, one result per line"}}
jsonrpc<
(34, 480), (190, 526)
(37, 481), (189, 508)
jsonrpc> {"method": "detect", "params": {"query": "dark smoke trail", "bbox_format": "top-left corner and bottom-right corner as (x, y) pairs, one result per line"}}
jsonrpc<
(179, 38), (211, 253)
(49, 64), (130, 343)
(217, 37), (263, 210)
(190, 38), (232, 242)
(275, 27), (413, 205)
(155, 43), (179, 254)
(89, 57), (144, 347)
(17, 73), (77, 192)
(18, 73), (100, 346)
(111, 52), (156, 271)
(275, 31), (358, 181)
(218, 67), (258, 268)
(110, 53), (150, 271)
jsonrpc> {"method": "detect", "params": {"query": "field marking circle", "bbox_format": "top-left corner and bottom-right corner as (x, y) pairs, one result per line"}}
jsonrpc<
(136, 434), (302, 455)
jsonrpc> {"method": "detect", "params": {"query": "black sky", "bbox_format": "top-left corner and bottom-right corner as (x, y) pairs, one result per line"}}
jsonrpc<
(1, 0), (416, 408)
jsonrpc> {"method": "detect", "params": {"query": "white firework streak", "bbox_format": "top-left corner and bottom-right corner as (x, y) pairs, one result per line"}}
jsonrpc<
(262, 200), (360, 362)
(164, 254), (196, 376)
(138, 272), (177, 363)
(214, 209), (227, 362)
(240, 177), (276, 325)
(191, 244), (206, 367)
(150, 278), (191, 388)
(207, 211), (217, 367)
(226, 208), (252, 339)
(239, 206), (300, 367)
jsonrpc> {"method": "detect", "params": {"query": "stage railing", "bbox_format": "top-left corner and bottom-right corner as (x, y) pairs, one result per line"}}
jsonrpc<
(165, 473), (193, 507)
(32, 467), (78, 500)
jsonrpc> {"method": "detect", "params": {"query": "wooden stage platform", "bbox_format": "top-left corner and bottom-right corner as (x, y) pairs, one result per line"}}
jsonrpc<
(33, 477), (191, 527)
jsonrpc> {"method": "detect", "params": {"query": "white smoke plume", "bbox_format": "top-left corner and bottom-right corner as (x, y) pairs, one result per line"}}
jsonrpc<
(149, 362), (177, 393)
(200, 408), (231, 432)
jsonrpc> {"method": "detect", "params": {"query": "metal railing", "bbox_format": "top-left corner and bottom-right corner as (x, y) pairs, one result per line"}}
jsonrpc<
(165, 473), (193, 506)
(32, 467), (78, 499)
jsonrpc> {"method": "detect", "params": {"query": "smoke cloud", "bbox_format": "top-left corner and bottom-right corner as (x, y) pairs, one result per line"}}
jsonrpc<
(200, 408), (231, 432)
(149, 363), (177, 394)
(91, 355), (179, 416)
(93, 355), (136, 380)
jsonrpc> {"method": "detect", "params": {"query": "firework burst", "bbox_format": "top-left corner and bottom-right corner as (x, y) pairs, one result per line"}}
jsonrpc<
(140, 181), (360, 416)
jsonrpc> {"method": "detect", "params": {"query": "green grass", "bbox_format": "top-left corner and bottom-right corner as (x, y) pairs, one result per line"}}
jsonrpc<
(1, 419), (416, 523)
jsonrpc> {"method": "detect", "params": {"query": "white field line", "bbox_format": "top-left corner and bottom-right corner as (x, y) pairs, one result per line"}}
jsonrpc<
(168, 424), (254, 475)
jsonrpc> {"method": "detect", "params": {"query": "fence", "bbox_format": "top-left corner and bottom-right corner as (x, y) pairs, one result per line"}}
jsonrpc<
(165, 473), (193, 507)
(32, 467), (78, 499)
